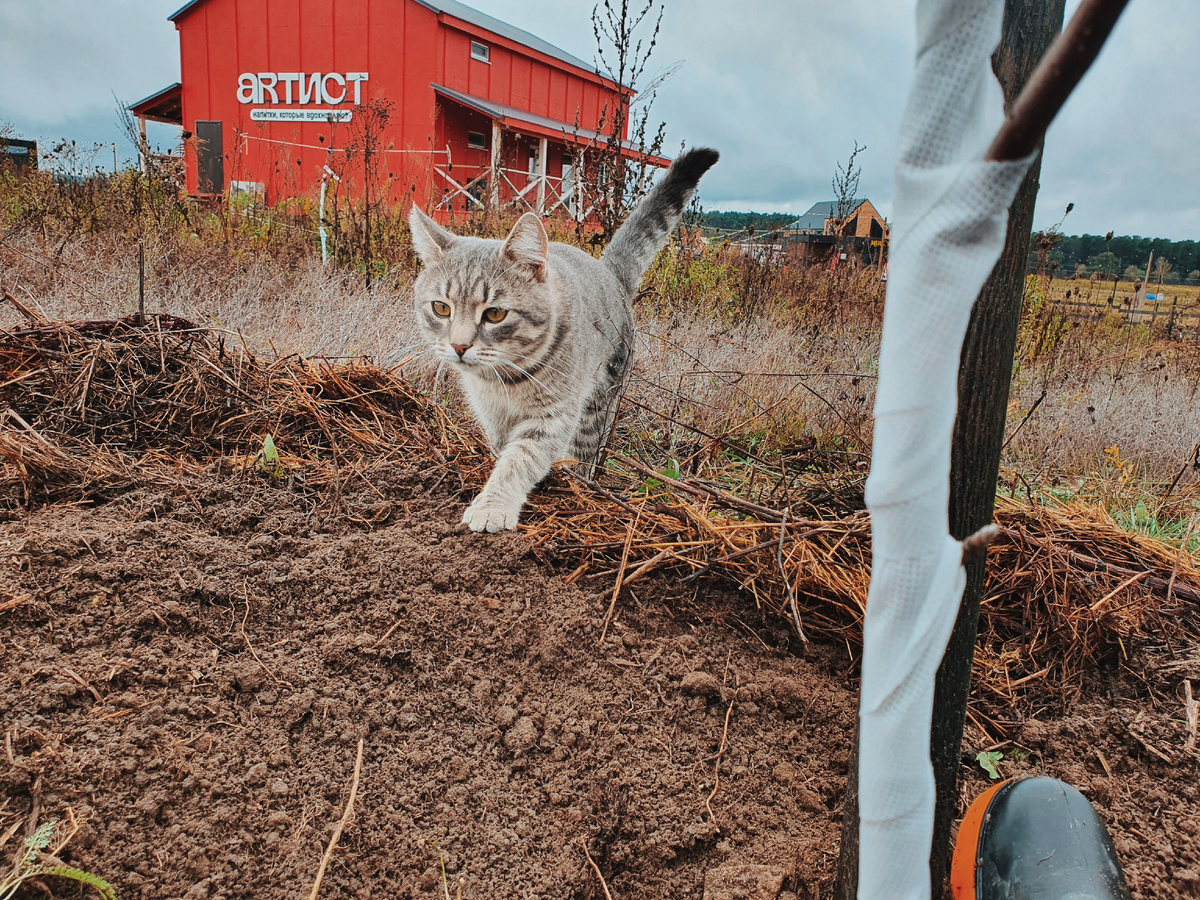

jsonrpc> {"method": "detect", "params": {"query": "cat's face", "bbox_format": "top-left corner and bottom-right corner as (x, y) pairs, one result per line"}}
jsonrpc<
(409, 208), (556, 377)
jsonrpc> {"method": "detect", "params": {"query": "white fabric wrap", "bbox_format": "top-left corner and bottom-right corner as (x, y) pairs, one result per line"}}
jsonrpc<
(856, 1), (1035, 898)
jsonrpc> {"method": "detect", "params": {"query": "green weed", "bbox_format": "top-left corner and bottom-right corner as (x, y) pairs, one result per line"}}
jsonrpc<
(0, 819), (116, 900)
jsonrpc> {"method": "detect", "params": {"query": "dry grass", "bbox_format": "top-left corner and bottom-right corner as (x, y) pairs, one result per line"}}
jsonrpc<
(2, 310), (1197, 723)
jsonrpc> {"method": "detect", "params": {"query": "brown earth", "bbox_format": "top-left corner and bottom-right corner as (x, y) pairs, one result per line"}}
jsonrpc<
(1, 467), (1198, 899)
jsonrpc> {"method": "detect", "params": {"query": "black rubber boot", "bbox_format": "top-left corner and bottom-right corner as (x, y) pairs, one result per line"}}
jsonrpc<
(951, 776), (1131, 900)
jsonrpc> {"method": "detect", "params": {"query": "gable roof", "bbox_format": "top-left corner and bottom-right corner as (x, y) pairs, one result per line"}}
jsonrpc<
(168, 0), (599, 80)
(788, 198), (871, 231)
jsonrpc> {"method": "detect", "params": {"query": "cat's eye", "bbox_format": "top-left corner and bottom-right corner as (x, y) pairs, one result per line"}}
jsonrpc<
(432, 300), (451, 317)
(483, 307), (508, 324)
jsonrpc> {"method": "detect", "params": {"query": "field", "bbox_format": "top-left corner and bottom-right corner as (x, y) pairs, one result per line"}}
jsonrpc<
(1, 172), (1199, 899)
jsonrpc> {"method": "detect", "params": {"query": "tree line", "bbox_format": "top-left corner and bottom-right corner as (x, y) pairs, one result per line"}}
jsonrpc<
(1033, 232), (1200, 283)
(700, 210), (797, 233)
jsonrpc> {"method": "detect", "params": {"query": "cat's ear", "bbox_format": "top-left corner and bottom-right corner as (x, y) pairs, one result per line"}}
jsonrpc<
(500, 213), (548, 282)
(408, 204), (456, 264)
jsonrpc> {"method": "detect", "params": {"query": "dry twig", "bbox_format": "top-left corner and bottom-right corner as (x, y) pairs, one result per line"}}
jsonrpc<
(581, 839), (615, 900)
(308, 738), (365, 900)
(704, 700), (736, 832)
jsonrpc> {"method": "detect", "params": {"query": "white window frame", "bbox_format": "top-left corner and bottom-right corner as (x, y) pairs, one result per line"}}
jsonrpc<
(470, 41), (490, 63)
(467, 131), (487, 151)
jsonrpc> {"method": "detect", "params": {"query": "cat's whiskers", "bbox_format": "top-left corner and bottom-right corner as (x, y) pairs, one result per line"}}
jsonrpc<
(501, 349), (578, 385)
(489, 354), (572, 399)
(481, 360), (515, 407)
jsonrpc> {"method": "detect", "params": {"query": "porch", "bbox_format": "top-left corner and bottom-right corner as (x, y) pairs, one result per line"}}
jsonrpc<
(430, 84), (669, 222)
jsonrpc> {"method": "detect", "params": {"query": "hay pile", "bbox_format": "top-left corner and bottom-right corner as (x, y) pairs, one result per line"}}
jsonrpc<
(524, 462), (1199, 713)
(0, 313), (489, 503)
(3, 314), (1197, 716)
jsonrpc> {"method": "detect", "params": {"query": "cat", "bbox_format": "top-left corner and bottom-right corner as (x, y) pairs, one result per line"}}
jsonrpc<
(409, 147), (719, 532)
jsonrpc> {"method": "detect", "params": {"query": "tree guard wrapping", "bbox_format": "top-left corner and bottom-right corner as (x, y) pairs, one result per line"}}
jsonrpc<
(857, 1), (1035, 898)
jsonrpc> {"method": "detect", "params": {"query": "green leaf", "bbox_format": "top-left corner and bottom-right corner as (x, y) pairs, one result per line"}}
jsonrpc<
(976, 750), (1004, 780)
(257, 433), (283, 477)
(28, 866), (117, 900)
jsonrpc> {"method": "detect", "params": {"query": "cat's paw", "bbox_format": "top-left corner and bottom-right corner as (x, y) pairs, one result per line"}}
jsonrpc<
(462, 496), (521, 533)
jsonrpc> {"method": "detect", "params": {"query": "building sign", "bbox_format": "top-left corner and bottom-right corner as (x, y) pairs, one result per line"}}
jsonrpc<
(239, 72), (368, 124)
(238, 72), (368, 104)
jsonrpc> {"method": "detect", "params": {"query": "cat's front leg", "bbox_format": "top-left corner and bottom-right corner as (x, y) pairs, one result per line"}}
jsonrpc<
(463, 416), (573, 533)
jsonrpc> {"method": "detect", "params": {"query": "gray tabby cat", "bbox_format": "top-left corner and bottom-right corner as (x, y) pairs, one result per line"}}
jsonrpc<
(409, 148), (719, 532)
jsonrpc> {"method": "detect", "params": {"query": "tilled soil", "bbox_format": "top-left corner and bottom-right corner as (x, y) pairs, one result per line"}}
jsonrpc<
(1, 468), (1197, 899)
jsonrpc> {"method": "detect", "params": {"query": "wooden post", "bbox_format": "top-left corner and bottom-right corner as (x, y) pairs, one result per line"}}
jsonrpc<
(138, 117), (149, 176)
(137, 240), (146, 326)
(1136, 250), (1153, 308)
(490, 121), (503, 214)
(535, 136), (549, 216)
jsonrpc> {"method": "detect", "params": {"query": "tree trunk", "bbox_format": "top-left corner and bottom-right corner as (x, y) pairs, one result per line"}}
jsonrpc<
(928, 0), (1066, 894)
(834, 3), (1065, 898)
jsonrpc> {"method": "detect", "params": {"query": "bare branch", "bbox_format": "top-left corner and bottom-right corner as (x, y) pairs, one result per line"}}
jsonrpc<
(986, 0), (1130, 161)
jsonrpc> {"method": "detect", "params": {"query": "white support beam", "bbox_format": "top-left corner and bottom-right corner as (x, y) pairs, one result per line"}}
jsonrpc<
(490, 121), (502, 213)
(535, 136), (548, 216)
(137, 116), (149, 176)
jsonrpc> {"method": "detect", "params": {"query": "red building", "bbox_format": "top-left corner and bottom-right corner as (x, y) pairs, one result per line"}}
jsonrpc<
(130, 0), (668, 220)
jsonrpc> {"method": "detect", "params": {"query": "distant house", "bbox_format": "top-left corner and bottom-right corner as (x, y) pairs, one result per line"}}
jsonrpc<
(785, 198), (889, 266)
(0, 138), (38, 175)
(788, 198), (888, 239)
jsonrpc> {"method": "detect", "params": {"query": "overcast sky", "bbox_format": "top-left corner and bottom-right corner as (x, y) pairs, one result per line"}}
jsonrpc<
(1, 0), (1196, 240)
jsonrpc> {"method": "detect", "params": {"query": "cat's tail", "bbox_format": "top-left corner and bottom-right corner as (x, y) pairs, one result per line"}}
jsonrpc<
(601, 147), (719, 296)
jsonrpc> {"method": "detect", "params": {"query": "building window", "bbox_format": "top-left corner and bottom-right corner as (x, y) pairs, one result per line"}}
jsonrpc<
(467, 131), (487, 151)
(470, 41), (490, 63)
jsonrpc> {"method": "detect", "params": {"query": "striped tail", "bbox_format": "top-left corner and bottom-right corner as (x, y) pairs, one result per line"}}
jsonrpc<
(601, 147), (719, 296)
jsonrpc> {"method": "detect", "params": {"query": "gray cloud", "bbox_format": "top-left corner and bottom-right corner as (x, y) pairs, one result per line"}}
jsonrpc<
(2, 0), (1195, 239)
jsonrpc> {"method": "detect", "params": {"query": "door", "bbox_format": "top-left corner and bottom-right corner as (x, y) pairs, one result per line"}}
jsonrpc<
(195, 120), (224, 193)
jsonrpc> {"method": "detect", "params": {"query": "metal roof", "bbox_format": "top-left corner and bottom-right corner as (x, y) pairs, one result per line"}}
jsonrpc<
(128, 83), (184, 124)
(168, 0), (604, 82)
(788, 199), (869, 231)
(415, 0), (596, 76)
(431, 84), (669, 165)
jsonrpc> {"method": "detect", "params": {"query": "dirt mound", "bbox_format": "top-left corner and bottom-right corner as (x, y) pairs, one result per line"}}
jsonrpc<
(1, 468), (855, 899)
(2, 468), (1197, 899)
(2, 317), (1198, 898)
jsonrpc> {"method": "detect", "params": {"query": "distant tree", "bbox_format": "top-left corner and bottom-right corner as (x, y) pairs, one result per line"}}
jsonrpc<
(830, 141), (865, 238)
(1188, 269), (1200, 284)
(1163, 269), (1181, 284)
(586, 0), (669, 245)
(1123, 264), (1144, 282)
(1087, 250), (1120, 277)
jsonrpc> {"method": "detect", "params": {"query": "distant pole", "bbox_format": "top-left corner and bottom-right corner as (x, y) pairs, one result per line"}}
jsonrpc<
(113, 142), (118, 173)
(1136, 250), (1153, 308)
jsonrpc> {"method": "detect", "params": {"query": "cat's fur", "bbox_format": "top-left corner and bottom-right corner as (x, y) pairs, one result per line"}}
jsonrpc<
(409, 147), (719, 532)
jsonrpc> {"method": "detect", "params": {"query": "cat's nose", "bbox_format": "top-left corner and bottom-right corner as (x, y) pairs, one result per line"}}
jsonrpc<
(451, 343), (471, 358)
